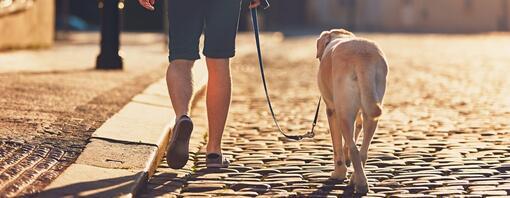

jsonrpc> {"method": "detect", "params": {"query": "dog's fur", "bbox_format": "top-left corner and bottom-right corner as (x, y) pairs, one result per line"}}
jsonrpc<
(316, 29), (388, 194)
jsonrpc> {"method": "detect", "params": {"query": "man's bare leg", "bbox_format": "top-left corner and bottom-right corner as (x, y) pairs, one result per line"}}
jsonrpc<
(167, 60), (195, 119)
(165, 59), (196, 169)
(205, 58), (231, 154)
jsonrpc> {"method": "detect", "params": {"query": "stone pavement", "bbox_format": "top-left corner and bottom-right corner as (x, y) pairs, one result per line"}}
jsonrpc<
(140, 33), (510, 197)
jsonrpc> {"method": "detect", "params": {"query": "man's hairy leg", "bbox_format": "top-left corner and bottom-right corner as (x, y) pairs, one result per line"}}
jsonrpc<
(167, 60), (195, 119)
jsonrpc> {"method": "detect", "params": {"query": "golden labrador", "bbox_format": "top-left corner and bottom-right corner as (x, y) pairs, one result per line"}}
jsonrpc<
(316, 29), (388, 194)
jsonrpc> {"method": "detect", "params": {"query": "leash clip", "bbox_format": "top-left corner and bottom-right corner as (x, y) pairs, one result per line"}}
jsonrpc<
(304, 131), (315, 139)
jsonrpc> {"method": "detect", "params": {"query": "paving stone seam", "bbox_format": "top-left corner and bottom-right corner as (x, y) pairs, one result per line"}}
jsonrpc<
(88, 136), (160, 147)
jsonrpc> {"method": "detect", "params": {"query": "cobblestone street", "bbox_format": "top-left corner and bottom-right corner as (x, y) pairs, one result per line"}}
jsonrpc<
(141, 34), (510, 197)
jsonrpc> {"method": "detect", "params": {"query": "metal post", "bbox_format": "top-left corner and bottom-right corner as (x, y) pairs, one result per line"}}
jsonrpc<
(56, 0), (70, 40)
(96, 0), (123, 70)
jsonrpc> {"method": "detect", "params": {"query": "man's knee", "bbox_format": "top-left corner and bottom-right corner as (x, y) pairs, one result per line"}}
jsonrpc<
(205, 58), (230, 69)
(170, 60), (195, 71)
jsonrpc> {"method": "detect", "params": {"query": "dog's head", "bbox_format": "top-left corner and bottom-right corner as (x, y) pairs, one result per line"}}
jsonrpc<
(316, 29), (355, 60)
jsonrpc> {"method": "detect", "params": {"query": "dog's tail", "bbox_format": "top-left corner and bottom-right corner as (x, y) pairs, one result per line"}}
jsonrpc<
(354, 57), (383, 120)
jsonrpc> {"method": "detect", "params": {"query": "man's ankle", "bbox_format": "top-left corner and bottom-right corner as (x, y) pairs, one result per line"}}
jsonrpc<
(206, 147), (222, 154)
(175, 114), (190, 122)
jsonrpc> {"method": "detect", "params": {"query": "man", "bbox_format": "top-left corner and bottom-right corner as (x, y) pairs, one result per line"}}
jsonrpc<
(138, 0), (269, 169)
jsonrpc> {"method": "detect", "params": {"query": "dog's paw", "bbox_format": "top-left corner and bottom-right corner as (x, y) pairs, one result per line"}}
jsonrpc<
(330, 170), (347, 181)
(349, 174), (369, 194)
(355, 182), (369, 194)
(347, 173), (356, 187)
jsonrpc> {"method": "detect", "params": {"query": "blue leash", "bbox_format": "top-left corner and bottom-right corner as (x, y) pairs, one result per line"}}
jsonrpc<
(250, 7), (320, 141)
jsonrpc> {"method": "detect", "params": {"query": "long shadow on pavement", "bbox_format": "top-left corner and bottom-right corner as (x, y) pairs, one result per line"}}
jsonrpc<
(308, 178), (367, 198)
(37, 172), (145, 198)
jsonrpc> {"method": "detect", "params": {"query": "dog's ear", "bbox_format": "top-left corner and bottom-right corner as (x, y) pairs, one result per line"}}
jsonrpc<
(331, 29), (354, 36)
(316, 31), (331, 59)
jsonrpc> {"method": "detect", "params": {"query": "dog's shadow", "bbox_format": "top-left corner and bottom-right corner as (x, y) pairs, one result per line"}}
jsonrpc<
(309, 178), (366, 198)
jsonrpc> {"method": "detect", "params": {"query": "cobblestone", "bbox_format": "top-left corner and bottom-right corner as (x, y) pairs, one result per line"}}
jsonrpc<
(0, 141), (76, 196)
(142, 34), (510, 197)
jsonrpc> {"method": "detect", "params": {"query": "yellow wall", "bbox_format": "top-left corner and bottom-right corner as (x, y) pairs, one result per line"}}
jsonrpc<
(0, 0), (55, 50)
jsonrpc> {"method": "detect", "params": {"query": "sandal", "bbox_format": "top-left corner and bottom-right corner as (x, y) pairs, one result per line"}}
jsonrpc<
(166, 115), (193, 169)
(206, 153), (230, 168)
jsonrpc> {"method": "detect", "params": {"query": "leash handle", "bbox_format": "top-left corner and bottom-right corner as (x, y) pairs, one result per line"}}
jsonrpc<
(261, 0), (270, 9)
(250, 8), (320, 141)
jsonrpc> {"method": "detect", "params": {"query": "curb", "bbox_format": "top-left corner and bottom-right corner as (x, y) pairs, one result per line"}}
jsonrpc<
(39, 60), (208, 198)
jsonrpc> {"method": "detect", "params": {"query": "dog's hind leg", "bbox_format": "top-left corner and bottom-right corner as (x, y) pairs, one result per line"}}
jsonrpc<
(332, 70), (368, 194)
(326, 107), (347, 180)
(360, 60), (386, 167)
(335, 100), (367, 194)
(344, 111), (362, 167)
(360, 112), (377, 167)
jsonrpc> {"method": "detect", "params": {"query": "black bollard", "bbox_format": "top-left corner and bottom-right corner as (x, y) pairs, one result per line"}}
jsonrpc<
(96, 0), (123, 70)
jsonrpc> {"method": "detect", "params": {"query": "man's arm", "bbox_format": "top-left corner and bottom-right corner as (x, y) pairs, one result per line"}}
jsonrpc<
(249, 0), (270, 9)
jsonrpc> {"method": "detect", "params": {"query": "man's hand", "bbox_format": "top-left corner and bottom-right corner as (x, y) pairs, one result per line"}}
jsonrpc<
(138, 0), (156, 11)
(249, 0), (261, 9)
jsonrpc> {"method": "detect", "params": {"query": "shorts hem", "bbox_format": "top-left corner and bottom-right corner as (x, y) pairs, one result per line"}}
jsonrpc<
(168, 51), (201, 62)
(203, 50), (236, 59)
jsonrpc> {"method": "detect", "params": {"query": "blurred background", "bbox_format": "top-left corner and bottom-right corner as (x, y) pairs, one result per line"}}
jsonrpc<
(1, 0), (510, 50)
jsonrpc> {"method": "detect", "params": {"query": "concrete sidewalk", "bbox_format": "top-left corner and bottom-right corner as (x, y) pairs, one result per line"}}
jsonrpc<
(40, 59), (207, 197)
(0, 32), (168, 73)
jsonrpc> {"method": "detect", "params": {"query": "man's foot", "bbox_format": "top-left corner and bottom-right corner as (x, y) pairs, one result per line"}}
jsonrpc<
(166, 115), (193, 169)
(206, 153), (230, 168)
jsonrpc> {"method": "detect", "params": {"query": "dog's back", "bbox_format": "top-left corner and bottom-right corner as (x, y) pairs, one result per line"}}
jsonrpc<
(330, 38), (387, 119)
